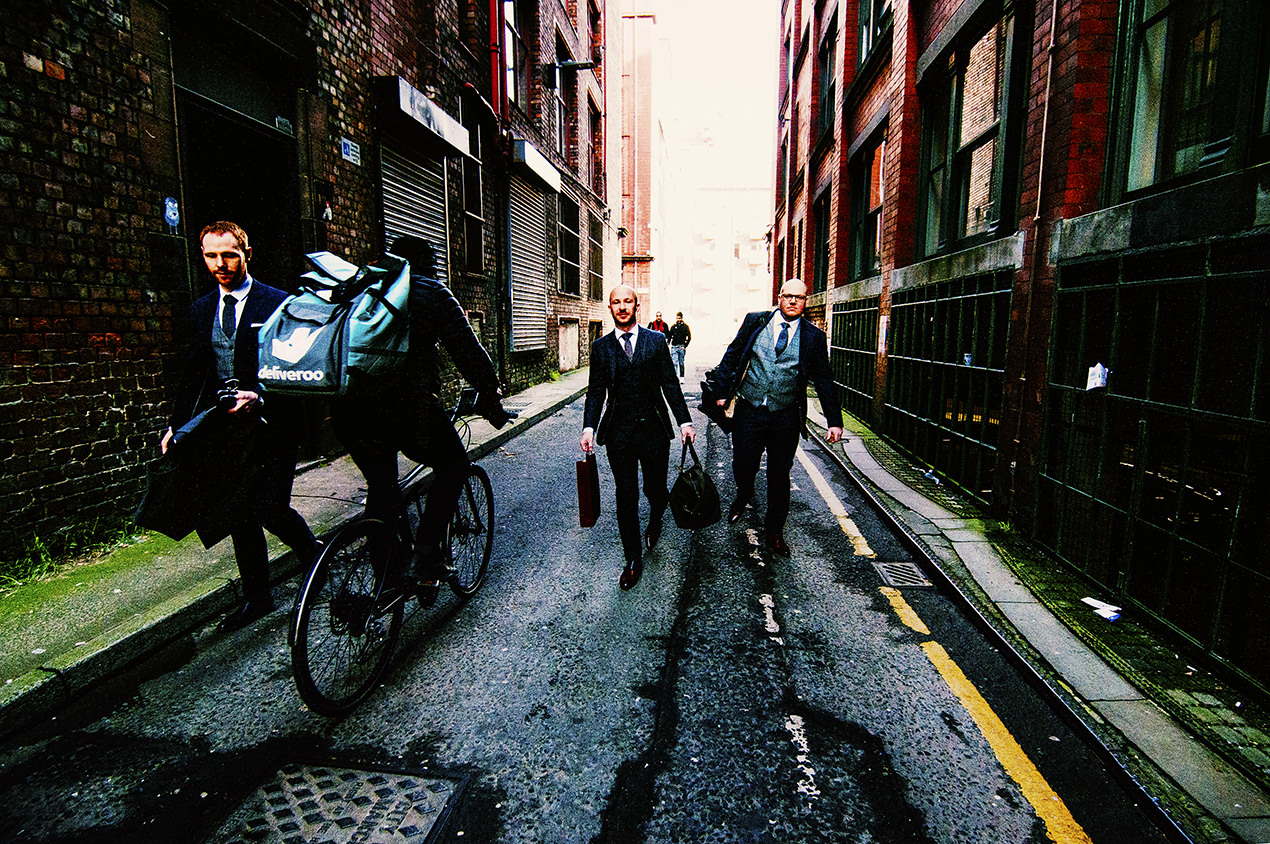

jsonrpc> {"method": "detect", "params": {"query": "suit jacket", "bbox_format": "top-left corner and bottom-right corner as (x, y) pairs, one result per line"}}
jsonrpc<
(584, 328), (691, 446)
(705, 309), (844, 436)
(170, 279), (290, 428)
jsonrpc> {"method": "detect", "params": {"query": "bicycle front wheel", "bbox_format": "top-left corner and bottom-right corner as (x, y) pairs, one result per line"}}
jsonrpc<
(448, 463), (494, 597)
(290, 519), (403, 716)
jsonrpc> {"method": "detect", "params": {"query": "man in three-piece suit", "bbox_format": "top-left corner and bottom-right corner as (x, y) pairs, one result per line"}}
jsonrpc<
(581, 285), (695, 590)
(162, 221), (320, 631)
(707, 278), (844, 556)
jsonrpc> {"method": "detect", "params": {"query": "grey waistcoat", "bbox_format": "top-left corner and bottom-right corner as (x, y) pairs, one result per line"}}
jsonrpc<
(738, 320), (801, 411)
(212, 316), (236, 383)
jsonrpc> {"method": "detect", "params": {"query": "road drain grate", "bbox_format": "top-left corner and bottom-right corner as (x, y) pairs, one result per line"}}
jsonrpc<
(206, 764), (462, 844)
(872, 561), (932, 588)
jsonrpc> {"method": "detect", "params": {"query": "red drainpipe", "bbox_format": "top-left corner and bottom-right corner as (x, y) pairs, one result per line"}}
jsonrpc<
(490, 0), (506, 124)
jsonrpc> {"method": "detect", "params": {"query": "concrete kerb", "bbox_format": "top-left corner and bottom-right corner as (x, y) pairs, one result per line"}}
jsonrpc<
(799, 415), (1201, 844)
(0, 375), (590, 743)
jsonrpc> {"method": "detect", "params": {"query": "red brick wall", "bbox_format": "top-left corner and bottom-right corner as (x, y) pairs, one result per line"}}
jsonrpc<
(0, 0), (182, 556)
(0, 0), (610, 559)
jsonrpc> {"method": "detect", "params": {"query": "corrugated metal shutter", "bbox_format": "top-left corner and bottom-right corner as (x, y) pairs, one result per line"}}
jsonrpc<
(381, 146), (449, 286)
(509, 174), (548, 351)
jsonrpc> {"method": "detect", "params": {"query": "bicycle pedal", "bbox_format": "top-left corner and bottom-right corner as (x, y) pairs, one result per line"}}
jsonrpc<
(414, 581), (441, 607)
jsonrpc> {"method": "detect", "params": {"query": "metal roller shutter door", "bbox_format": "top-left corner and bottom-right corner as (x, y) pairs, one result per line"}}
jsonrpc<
(509, 174), (548, 351)
(381, 146), (449, 286)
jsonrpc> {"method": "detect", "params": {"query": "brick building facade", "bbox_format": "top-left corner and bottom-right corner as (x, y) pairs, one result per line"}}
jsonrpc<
(774, 0), (1270, 691)
(0, 0), (616, 561)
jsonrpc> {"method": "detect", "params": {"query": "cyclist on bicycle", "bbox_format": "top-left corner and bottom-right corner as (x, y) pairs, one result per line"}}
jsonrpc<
(331, 235), (509, 587)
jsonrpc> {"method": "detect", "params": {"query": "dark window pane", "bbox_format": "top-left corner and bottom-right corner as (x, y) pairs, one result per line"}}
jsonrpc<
(1149, 282), (1201, 405)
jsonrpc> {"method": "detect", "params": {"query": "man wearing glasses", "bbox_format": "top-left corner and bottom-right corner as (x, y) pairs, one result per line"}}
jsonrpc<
(706, 278), (843, 555)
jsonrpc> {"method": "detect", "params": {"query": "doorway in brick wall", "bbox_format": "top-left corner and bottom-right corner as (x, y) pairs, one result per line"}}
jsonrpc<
(559, 319), (580, 371)
(178, 97), (303, 297)
(176, 96), (338, 460)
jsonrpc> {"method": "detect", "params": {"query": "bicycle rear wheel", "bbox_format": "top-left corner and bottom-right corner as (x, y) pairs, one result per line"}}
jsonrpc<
(448, 463), (494, 597)
(290, 519), (403, 716)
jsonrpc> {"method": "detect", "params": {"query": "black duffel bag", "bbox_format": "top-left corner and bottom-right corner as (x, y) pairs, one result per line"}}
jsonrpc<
(668, 440), (721, 530)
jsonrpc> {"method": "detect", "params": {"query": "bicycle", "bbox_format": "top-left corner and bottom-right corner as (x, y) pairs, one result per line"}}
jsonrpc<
(289, 389), (513, 716)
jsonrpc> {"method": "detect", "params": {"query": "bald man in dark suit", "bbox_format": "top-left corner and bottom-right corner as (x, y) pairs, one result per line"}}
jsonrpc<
(581, 285), (694, 590)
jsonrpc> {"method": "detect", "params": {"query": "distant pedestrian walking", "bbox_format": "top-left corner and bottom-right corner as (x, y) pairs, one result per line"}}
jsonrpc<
(648, 312), (669, 333)
(668, 312), (692, 378)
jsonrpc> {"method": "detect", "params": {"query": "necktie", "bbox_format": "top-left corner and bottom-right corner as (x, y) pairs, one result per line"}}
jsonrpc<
(221, 294), (237, 338)
(775, 321), (790, 356)
(622, 332), (633, 359)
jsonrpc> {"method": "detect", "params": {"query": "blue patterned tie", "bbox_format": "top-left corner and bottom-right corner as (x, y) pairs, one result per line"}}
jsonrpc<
(775, 321), (789, 356)
(222, 294), (236, 338)
(622, 332), (633, 359)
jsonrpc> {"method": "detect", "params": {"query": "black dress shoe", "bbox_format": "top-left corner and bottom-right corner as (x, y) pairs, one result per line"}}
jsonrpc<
(217, 600), (274, 632)
(728, 500), (747, 524)
(644, 518), (663, 552)
(619, 558), (643, 590)
(765, 533), (790, 556)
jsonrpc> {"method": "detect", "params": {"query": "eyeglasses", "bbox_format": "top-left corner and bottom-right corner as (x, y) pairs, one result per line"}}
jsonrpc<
(779, 294), (807, 302)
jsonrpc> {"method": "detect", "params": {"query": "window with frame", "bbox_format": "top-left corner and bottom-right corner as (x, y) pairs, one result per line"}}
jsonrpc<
(781, 31), (793, 104)
(589, 100), (603, 195)
(920, 13), (1015, 256)
(558, 194), (581, 295)
(858, 0), (893, 65)
(587, 212), (603, 300)
(853, 132), (885, 278)
(504, 0), (531, 110)
(817, 24), (837, 141)
(554, 41), (578, 162)
(1125, 0), (1237, 191)
(812, 188), (832, 293)
(461, 103), (485, 273)
(588, 0), (602, 61)
(790, 103), (801, 177)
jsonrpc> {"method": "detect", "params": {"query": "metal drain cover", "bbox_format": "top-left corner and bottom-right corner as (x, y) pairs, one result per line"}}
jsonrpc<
(873, 561), (932, 588)
(206, 764), (463, 844)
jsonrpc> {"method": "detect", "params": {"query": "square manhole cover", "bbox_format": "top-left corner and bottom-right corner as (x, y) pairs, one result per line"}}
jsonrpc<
(206, 764), (463, 844)
(872, 561), (932, 588)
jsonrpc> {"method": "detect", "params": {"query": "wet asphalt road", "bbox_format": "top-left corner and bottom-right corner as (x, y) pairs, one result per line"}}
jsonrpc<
(0, 387), (1171, 843)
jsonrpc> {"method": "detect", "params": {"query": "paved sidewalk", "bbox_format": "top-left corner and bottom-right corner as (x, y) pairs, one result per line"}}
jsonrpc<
(0, 369), (592, 740)
(806, 403), (1270, 844)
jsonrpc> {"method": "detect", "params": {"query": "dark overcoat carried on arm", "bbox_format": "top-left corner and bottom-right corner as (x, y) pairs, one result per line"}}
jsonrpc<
(164, 280), (302, 546)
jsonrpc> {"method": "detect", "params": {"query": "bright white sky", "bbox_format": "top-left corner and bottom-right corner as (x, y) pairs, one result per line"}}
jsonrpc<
(653, 0), (780, 189)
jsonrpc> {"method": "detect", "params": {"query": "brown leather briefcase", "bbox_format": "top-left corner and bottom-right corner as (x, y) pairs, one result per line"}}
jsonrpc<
(577, 453), (601, 527)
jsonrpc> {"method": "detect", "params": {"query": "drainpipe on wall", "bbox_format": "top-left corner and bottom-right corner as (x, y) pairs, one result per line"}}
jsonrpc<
(1034, 0), (1059, 223)
(491, 0), (505, 125)
(1010, 0), (1061, 520)
(490, 0), (511, 385)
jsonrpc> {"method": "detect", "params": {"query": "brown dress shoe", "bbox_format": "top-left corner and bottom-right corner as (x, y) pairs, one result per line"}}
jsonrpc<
(765, 533), (790, 556)
(619, 558), (643, 590)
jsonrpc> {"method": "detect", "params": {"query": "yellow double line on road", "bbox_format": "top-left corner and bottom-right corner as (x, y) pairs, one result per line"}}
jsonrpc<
(799, 448), (1093, 844)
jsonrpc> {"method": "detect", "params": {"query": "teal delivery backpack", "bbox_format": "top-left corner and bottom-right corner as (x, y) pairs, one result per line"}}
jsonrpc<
(257, 251), (411, 396)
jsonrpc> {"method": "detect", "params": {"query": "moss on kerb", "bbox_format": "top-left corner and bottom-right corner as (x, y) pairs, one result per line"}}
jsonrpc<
(0, 532), (179, 629)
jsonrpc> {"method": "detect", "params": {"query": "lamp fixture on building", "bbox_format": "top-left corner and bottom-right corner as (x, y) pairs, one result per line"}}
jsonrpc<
(544, 59), (598, 89)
